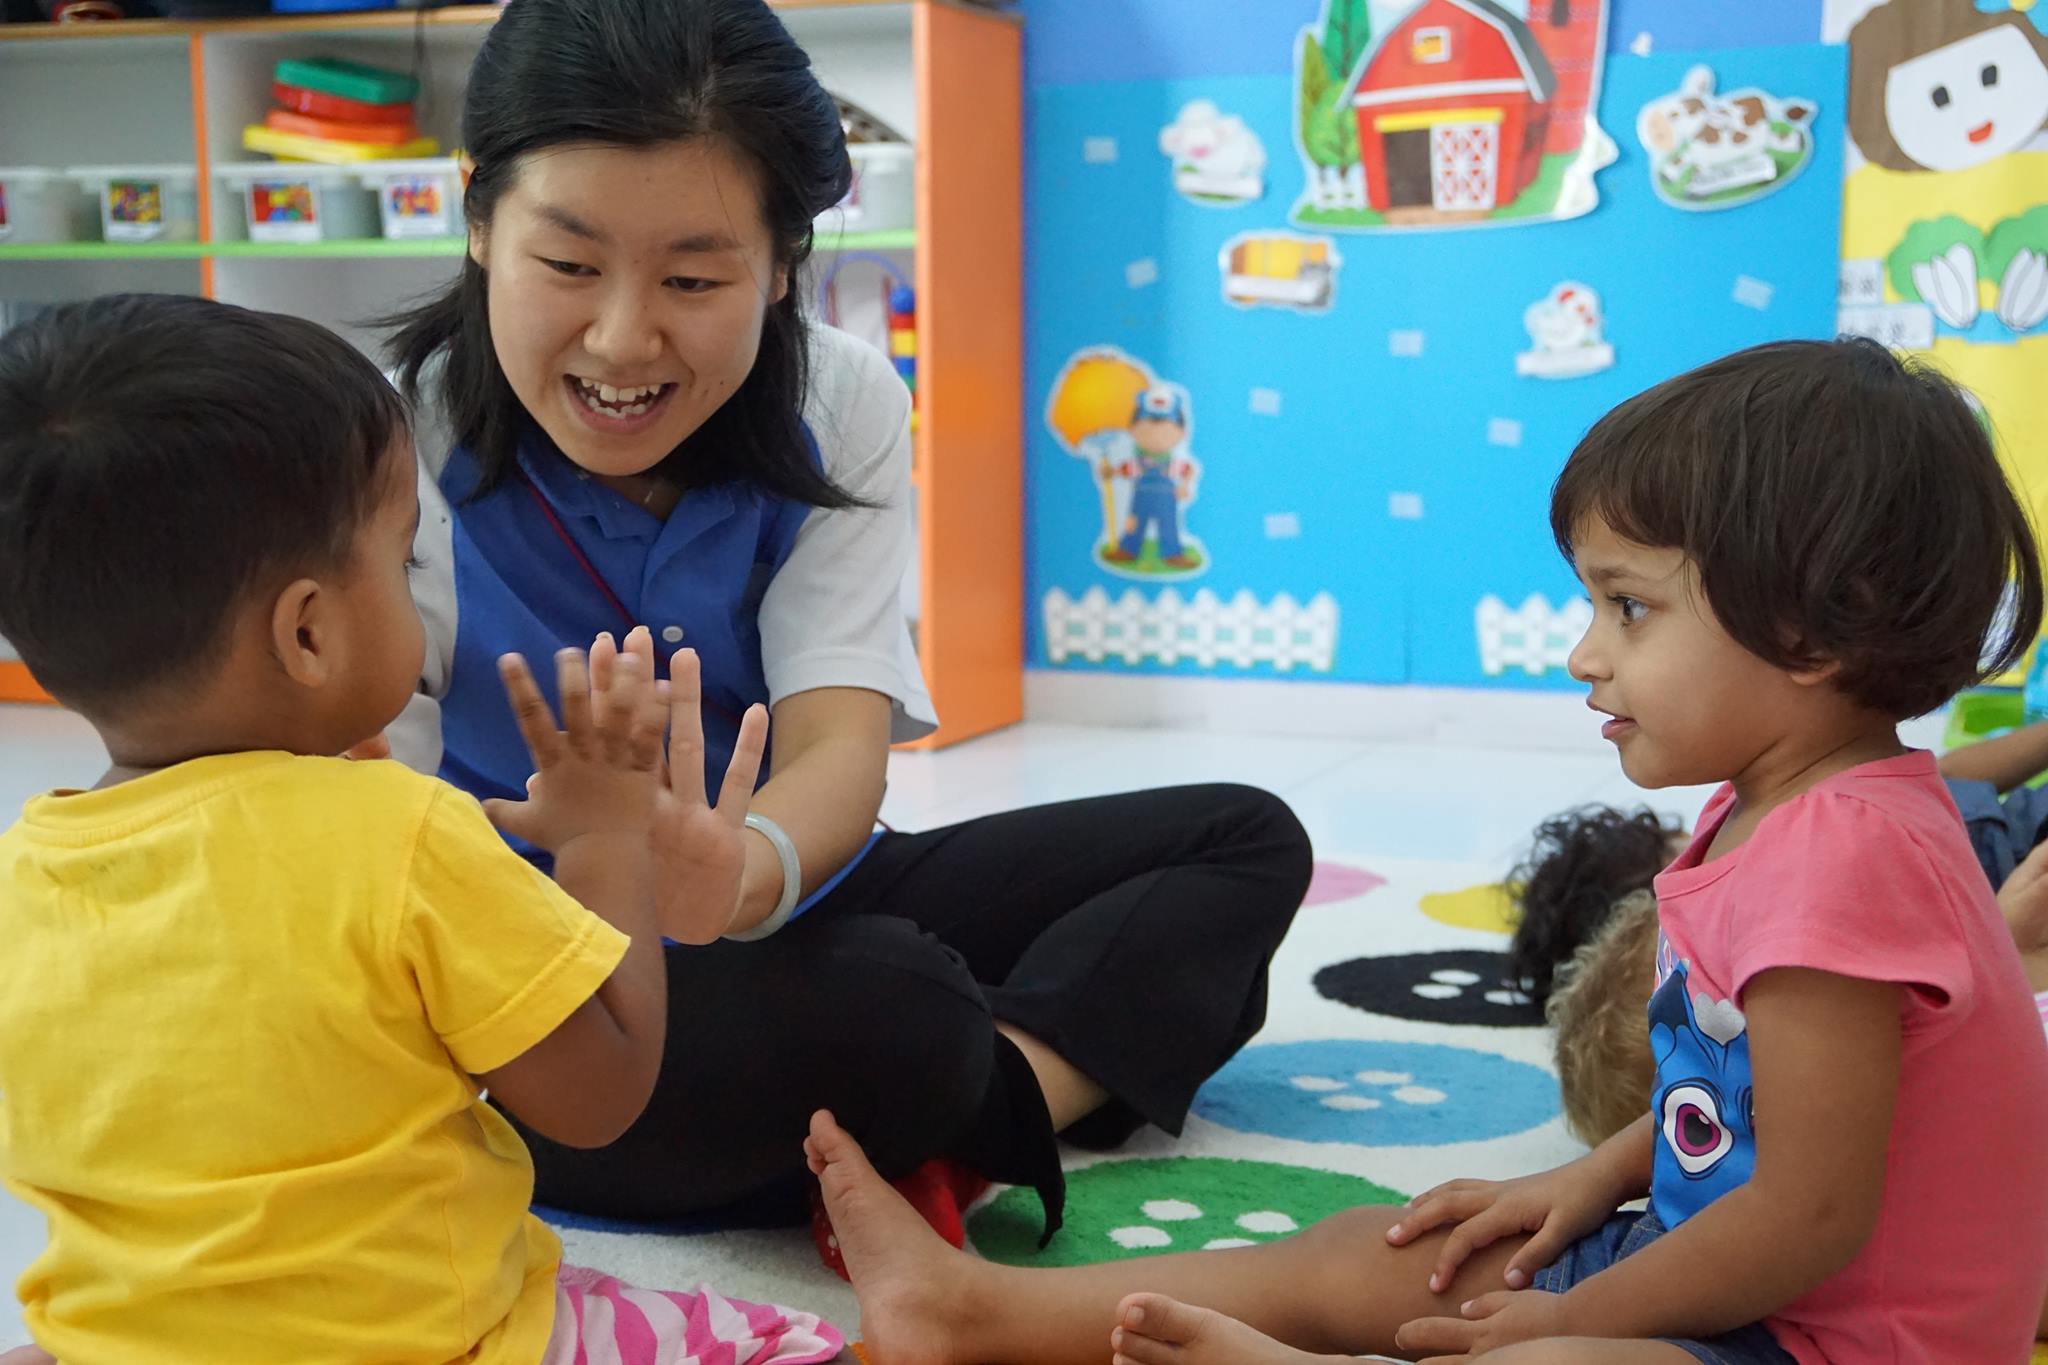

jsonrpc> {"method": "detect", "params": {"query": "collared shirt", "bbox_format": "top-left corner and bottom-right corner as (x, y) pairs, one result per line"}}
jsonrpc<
(391, 324), (935, 883)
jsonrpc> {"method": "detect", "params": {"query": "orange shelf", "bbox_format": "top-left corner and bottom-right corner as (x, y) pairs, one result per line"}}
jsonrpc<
(0, 661), (50, 706)
(901, 0), (1022, 749)
(0, 0), (1015, 44)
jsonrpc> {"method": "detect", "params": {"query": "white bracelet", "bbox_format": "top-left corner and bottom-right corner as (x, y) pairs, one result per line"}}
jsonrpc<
(726, 813), (803, 942)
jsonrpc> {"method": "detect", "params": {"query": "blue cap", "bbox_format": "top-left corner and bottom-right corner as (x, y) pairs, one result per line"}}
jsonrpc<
(1133, 386), (1186, 426)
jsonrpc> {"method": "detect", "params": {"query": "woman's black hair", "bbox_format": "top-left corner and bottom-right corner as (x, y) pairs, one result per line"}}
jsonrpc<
(385, 0), (861, 508)
(1505, 805), (1682, 1004)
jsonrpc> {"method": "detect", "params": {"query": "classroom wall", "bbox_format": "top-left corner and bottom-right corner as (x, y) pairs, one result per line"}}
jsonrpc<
(1016, 1), (1846, 693)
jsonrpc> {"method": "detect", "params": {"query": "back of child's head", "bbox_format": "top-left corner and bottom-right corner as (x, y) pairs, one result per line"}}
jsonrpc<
(1550, 337), (2043, 720)
(1549, 888), (1661, 1146)
(1507, 804), (1681, 1004)
(0, 294), (408, 717)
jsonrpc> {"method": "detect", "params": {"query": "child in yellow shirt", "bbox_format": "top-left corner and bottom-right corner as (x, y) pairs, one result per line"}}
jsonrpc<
(0, 294), (841, 1365)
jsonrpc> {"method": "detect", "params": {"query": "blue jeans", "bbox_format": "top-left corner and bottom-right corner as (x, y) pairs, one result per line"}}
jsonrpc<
(1532, 1210), (1798, 1365)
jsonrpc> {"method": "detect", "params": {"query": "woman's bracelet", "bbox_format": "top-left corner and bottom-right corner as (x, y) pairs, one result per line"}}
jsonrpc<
(725, 813), (803, 941)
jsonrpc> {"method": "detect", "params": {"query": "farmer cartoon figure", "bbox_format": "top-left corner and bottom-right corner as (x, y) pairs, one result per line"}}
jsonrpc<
(1102, 386), (1201, 570)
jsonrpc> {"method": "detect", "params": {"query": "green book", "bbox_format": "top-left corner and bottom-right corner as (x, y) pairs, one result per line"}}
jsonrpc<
(274, 57), (418, 107)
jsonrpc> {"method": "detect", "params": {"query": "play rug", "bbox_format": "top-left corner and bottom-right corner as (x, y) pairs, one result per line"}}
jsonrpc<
(543, 853), (1586, 1350)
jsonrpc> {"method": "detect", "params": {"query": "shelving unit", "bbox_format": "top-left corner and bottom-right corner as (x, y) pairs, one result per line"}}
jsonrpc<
(0, 1), (1021, 750)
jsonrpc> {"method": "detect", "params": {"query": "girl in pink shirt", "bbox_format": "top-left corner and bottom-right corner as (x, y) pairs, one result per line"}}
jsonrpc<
(795, 337), (2048, 1365)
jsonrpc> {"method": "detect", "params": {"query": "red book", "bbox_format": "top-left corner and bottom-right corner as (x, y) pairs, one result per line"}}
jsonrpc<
(271, 81), (414, 127)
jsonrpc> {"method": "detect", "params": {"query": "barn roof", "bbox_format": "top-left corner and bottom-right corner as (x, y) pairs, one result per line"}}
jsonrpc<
(1347, 0), (1560, 105)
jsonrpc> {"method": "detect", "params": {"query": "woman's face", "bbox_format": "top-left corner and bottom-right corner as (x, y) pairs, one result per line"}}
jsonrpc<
(473, 137), (789, 480)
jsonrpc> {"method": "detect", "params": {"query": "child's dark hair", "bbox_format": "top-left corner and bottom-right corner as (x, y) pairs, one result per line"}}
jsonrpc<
(1551, 337), (2043, 719)
(384, 0), (859, 510)
(1507, 805), (1680, 1004)
(0, 294), (406, 715)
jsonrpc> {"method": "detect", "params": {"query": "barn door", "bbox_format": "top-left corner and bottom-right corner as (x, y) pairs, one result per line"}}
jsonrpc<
(1430, 121), (1499, 210)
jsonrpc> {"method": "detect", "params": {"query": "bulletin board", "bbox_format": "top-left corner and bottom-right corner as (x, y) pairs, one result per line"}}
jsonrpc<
(1026, 0), (1845, 689)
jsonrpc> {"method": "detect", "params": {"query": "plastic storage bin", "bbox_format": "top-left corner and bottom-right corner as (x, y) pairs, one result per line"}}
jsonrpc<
(217, 162), (379, 244)
(69, 165), (199, 244)
(0, 168), (87, 245)
(356, 159), (464, 240)
(830, 143), (914, 232)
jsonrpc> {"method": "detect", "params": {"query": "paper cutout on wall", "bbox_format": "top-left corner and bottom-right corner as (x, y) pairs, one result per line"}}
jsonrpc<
(1516, 280), (1614, 378)
(1847, 0), (2048, 172)
(1160, 100), (1267, 206)
(1046, 348), (1208, 579)
(1839, 0), (2048, 499)
(1042, 587), (1341, 672)
(1476, 593), (1591, 676)
(1636, 66), (1817, 211)
(1291, 0), (1616, 233)
(1219, 232), (1343, 312)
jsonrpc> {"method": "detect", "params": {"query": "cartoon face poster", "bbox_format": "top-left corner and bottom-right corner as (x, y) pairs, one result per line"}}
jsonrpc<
(1829, 0), (2048, 508)
(1291, 0), (1616, 232)
(1045, 348), (1208, 581)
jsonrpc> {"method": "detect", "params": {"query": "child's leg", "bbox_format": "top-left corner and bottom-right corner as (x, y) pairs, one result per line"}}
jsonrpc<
(808, 1112), (1533, 1365)
(0, 1347), (54, 1365)
(1111, 1304), (1702, 1365)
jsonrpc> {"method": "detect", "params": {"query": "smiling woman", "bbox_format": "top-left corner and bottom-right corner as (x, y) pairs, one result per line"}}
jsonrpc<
(379, 0), (1312, 1258)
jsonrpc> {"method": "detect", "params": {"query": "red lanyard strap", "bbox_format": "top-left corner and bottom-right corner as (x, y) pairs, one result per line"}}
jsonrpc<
(516, 469), (747, 732)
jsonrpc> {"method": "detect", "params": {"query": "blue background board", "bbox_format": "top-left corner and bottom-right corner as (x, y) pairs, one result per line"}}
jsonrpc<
(1018, 0), (1828, 87)
(1023, 39), (1846, 686)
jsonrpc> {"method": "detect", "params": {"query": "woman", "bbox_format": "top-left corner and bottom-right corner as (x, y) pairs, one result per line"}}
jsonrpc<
(385, 0), (1311, 1248)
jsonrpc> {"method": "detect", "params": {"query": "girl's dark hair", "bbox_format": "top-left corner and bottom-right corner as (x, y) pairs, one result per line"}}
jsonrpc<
(385, 0), (859, 508)
(1551, 337), (2044, 720)
(1506, 805), (1681, 1004)
(0, 294), (405, 715)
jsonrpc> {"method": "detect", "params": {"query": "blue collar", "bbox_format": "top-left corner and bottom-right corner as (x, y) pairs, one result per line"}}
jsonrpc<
(511, 429), (742, 555)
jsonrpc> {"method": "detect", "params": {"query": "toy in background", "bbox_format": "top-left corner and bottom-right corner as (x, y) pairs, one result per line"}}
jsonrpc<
(1218, 232), (1342, 312)
(1045, 349), (1207, 581)
(886, 284), (917, 400)
(1291, 0), (1615, 231)
(1515, 280), (1614, 378)
(1635, 65), (1818, 211)
(822, 94), (915, 235)
(1158, 100), (1267, 206)
(244, 58), (439, 164)
(816, 253), (916, 412)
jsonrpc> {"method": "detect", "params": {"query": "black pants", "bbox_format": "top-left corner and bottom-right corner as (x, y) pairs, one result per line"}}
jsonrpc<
(512, 783), (1312, 1232)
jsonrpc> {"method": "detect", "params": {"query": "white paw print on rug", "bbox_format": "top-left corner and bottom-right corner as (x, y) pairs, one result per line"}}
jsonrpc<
(1289, 1069), (1448, 1113)
(1413, 968), (1528, 1007)
(1108, 1199), (1302, 1252)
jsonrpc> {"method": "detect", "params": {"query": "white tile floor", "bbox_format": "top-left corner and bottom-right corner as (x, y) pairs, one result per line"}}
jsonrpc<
(0, 699), (1938, 1348)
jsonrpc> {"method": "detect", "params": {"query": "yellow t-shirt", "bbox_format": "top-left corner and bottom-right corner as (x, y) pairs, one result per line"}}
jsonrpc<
(0, 752), (630, 1364)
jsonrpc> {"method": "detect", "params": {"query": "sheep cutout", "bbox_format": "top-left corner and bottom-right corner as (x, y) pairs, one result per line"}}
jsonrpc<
(1636, 65), (1817, 211)
(1159, 100), (1267, 206)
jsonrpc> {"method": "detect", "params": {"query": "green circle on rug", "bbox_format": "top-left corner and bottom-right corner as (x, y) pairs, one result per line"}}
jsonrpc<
(968, 1157), (1406, 1268)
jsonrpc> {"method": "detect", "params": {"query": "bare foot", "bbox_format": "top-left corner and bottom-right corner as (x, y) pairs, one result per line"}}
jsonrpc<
(0, 1347), (56, 1365)
(1111, 1294), (1342, 1365)
(806, 1110), (980, 1365)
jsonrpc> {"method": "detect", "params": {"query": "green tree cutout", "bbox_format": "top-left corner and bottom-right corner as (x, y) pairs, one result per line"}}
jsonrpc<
(1297, 34), (1349, 170)
(1298, 0), (1368, 173)
(1320, 0), (1373, 86)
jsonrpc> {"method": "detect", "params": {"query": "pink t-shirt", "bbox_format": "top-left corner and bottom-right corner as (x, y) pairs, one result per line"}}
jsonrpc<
(1650, 751), (2048, 1364)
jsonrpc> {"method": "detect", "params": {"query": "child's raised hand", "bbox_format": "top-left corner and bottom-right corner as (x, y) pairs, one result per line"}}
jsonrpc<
(485, 629), (668, 853)
(650, 646), (768, 945)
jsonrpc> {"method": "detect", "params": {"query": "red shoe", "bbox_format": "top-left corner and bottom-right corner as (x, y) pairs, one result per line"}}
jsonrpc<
(809, 1157), (990, 1281)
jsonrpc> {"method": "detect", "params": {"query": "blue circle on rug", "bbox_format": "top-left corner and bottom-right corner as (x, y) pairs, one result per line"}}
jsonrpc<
(1191, 1040), (1558, 1146)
